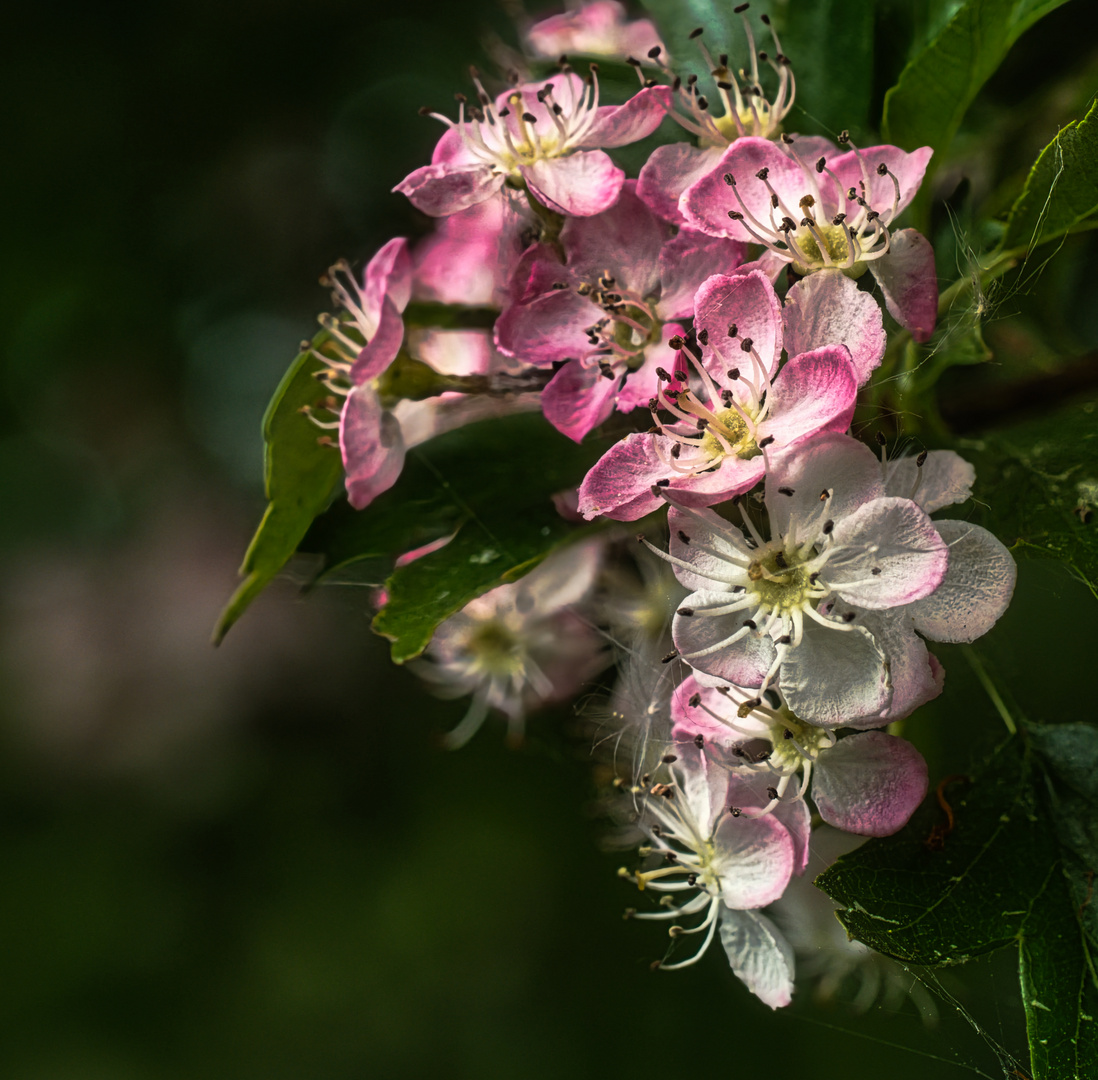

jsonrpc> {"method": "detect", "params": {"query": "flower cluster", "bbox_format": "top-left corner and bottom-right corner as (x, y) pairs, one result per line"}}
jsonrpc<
(292, 3), (1017, 1010)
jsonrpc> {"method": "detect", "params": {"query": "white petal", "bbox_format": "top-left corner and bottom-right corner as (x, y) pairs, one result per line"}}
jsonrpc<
(719, 907), (796, 1008)
(908, 521), (1017, 642)
(711, 812), (794, 908)
(882, 450), (975, 513)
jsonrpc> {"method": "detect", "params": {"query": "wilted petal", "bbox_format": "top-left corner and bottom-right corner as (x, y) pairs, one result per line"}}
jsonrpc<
(828, 497), (949, 609)
(719, 907), (796, 1009)
(908, 521), (1017, 643)
(522, 152), (624, 217)
(870, 228), (938, 342)
(882, 450), (975, 513)
(783, 270), (885, 386)
(394, 162), (506, 217)
(541, 360), (619, 443)
(341, 387), (407, 510)
(780, 620), (890, 727)
(637, 142), (723, 224)
(577, 85), (672, 148)
(812, 730), (929, 837)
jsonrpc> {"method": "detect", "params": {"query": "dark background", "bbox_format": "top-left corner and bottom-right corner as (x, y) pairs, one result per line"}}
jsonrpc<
(1, 1), (1094, 1076)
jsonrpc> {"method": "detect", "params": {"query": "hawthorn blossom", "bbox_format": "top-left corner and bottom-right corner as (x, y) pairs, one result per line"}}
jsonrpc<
(395, 69), (670, 219)
(413, 542), (608, 748)
(618, 717), (808, 1005)
(679, 134), (938, 340)
(672, 674), (929, 837)
(526, 1), (664, 61)
(577, 270), (858, 519)
(658, 433), (952, 727)
(636, 16), (795, 224)
(306, 239), (413, 510)
(495, 183), (745, 441)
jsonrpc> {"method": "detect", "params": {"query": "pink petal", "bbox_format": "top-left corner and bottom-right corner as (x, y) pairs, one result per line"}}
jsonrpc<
(765, 433), (885, 540)
(494, 285), (596, 366)
(350, 296), (405, 384)
(869, 228), (938, 342)
(673, 600), (777, 688)
(394, 162), (505, 217)
(826, 145), (932, 221)
(340, 387), (406, 510)
(812, 731), (928, 837)
(783, 270), (885, 386)
(908, 521), (1017, 643)
(541, 359), (619, 442)
(521, 152), (624, 217)
(637, 142), (723, 224)
(719, 908), (795, 1009)
(779, 621), (890, 727)
(577, 86), (672, 148)
(561, 181), (666, 295)
(658, 229), (748, 320)
(758, 346), (857, 449)
(693, 269), (783, 380)
(771, 775), (812, 875)
(613, 323), (681, 413)
(712, 812), (794, 908)
(363, 237), (413, 318)
(430, 125), (476, 166)
(829, 497), (949, 609)
(882, 450), (974, 513)
(670, 674), (773, 743)
(681, 137), (837, 242)
(847, 610), (943, 723)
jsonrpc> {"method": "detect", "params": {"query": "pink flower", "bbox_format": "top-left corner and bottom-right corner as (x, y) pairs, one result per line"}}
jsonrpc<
(395, 70), (670, 218)
(495, 182), (745, 441)
(307, 239), (413, 510)
(672, 675), (929, 838)
(413, 542), (609, 748)
(577, 270), (858, 519)
(526, 1), (664, 61)
(679, 135), (938, 341)
(658, 434), (951, 727)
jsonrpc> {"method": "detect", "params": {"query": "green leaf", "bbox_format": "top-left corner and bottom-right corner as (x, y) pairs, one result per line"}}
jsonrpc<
(212, 332), (343, 644)
(882, 0), (1072, 157)
(776, 1), (875, 138)
(301, 411), (614, 663)
(1002, 97), (1098, 255)
(818, 729), (1098, 1079)
(964, 397), (1098, 602)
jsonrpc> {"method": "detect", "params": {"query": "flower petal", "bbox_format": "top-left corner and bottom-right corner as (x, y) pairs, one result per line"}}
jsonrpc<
(812, 730), (929, 836)
(782, 270), (885, 386)
(350, 295), (405, 384)
(758, 345), (857, 449)
(882, 450), (975, 513)
(711, 812), (794, 908)
(658, 229), (748, 320)
(780, 620), (890, 727)
(522, 152), (624, 217)
(340, 387), (406, 510)
(907, 521), (1017, 643)
(363, 237), (413, 319)
(494, 286), (596, 366)
(394, 162), (505, 217)
(826, 145), (932, 221)
(828, 496), (949, 609)
(541, 359), (619, 443)
(869, 228), (938, 342)
(719, 907), (796, 1008)
(674, 602), (777, 688)
(576, 85), (672, 148)
(667, 505), (753, 591)
(694, 269), (783, 380)
(637, 142), (724, 224)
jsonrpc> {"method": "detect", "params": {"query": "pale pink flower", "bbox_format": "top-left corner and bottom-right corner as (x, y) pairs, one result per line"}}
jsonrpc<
(307, 239), (413, 510)
(413, 542), (608, 748)
(395, 70), (670, 218)
(495, 183), (745, 441)
(672, 674), (929, 838)
(659, 434), (951, 727)
(619, 718), (808, 1004)
(679, 135), (938, 340)
(577, 270), (858, 519)
(526, 1), (664, 61)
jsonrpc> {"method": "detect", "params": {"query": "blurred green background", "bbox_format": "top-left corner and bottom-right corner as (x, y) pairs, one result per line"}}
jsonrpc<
(2, 1), (1097, 1076)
